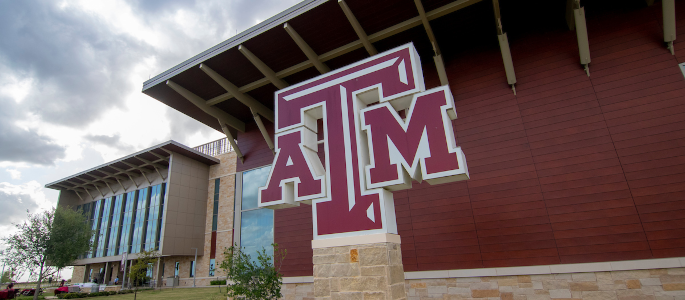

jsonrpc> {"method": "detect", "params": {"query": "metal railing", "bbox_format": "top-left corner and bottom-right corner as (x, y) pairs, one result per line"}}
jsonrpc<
(193, 137), (234, 157)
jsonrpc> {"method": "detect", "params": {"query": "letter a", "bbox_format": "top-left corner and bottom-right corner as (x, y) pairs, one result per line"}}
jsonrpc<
(259, 128), (326, 209)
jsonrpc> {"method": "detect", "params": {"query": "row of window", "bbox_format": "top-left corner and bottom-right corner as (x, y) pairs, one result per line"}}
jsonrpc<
(195, 165), (273, 278)
(77, 183), (167, 258)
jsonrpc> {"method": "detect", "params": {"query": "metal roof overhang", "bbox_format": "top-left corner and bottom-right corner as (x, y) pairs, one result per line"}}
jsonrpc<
(141, 0), (594, 153)
(140, 0), (501, 133)
(45, 140), (220, 192)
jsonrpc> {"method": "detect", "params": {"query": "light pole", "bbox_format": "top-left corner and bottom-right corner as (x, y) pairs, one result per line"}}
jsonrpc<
(191, 248), (197, 287)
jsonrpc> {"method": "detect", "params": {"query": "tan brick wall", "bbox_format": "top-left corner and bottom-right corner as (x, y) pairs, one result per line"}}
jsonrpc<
(313, 242), (406, 300)
(283, 282), (315, 300)
(404, 268), (685, 300)
(209, 152), (237, 179)
(72, 266), (86, 283)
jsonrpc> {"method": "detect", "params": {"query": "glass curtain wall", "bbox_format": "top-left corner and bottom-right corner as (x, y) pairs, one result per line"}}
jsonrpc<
(88, 200), (102, 258)
(239, 166), (274, 259)
(144, 183), (166, 251)
(130, 187), (149, 254)
(119, 190), (136, 255)
(95, 197), (113, 257)
(106, 194), (124, 256)
(75, 183), (167, 258)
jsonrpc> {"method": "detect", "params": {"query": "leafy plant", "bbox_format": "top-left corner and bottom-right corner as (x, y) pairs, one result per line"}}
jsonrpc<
(1, 207), (92, 300)
(220, 243), (286, 300)
(210, 280), (226, 285)
(127, 250), (159, 300)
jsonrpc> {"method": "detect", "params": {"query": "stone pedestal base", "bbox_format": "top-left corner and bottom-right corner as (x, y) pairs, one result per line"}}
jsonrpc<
(313, 241), (406, 300)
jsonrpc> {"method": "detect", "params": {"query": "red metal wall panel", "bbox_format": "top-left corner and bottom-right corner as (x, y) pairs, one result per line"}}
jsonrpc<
(235, 3), (685, 277)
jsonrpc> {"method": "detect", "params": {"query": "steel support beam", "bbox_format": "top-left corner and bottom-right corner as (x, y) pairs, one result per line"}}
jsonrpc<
(238, 45), (289, 89)
(166, 80), (246, 132)
(206, 0), (482, 106)
(572, 0), (592, 76)
(415, 0), (449, 86)
(133, 156), (168, 180)
(492, 0), (517, 94)
(120, 162), (153, 184)
(199, 64), (275, 122)
(104, 182), (116, 195)
(284, 23), (330, 74)
(220, 122), (244, 163)
(93, 184), (106, 197)
(251, 108), (275, 154)
(108, 166), (141, 186)
(83, 187), (94, 200)
(663, 0), (676, 55)
(338, 0), (378, 56)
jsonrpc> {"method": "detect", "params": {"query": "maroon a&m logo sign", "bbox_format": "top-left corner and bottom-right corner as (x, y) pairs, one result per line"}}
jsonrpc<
(258, 43), (469, 240)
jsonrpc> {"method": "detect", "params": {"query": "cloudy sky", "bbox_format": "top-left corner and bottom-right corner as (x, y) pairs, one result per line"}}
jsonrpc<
(0, 0), (300, 280)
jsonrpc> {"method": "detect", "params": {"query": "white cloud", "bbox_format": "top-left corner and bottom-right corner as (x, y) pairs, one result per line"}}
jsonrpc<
(6, 169), (21, 180)
(0, 180), (54, 212)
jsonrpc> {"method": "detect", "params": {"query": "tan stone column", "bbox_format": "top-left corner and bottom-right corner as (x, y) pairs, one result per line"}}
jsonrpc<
(312, 235), (406, 300)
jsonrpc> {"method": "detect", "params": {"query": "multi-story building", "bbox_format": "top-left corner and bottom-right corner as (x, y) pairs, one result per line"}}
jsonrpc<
(46, 140), (239, 287)
(50, 0), (685, 299)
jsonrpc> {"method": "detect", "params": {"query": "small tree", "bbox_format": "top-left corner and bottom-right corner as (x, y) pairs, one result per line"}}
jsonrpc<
(128, 250), (159, 300)
(220, 243), (287, 300)
(0, 271), (10, 284)
(1, 207), (92, 300)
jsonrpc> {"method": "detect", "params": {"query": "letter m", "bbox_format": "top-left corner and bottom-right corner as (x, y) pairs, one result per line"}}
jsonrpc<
(360, 86), (469, 191)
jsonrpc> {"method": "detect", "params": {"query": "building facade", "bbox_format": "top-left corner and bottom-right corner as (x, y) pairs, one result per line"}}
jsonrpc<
(47, 140), (240, 287)
(47, 0), (685, 299)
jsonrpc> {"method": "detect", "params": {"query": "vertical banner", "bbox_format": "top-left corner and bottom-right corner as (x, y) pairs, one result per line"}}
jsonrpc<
(120, 252), (128, 272)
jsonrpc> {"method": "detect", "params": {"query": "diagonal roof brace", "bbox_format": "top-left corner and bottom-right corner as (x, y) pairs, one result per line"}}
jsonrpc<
(338, 0), (378, 56)
(120, 161), (154, 184)
(220, 121), (244, 163)
(199, 64), (275, 122)
(133, 156), (168, 180)
(251, 108), (275, 154)
(663, 0), (676, 55)
(492, 0), (517, 95)
(238, 45), (289, 89)
(74, 190), (84, 201)
(133, 155), (168, 170)
(92, 184), (106, 197)
(82, 187), (94, 200)
(415, 0), (449, 86)
(284, 23), (330, 74)
(569, 0), (592, 76)
(199, 0), (482, 107)
(166, 80), (246, 132)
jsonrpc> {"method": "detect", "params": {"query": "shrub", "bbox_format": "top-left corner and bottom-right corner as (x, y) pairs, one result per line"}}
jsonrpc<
(220, 243), (287, 300)
(210, 280), (226, 285)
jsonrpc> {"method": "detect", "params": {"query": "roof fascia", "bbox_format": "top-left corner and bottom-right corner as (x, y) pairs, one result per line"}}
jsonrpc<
(44, 140), (220, 189)
(142, 0), (327, 92)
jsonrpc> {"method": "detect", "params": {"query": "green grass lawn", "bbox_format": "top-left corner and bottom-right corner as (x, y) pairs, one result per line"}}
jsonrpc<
(14, 287), (226, 300)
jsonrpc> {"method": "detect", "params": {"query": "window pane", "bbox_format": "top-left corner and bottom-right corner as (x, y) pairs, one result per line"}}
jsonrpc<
(240, 208), (274, 259)
(241, 166), (271, 210)
(209, 259), (215, 276)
